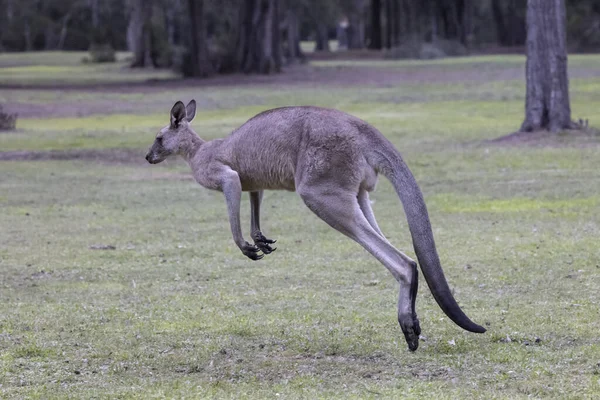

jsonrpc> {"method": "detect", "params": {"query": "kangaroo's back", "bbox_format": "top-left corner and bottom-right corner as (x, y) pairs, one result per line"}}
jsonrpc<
(219, 106), (372, 191)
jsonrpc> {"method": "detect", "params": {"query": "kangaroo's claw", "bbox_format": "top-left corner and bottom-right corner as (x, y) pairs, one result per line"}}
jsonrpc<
(241, 242), (263, 260)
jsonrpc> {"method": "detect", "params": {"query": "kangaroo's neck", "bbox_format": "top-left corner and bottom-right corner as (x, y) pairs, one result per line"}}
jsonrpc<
(180, 132), (205, 164)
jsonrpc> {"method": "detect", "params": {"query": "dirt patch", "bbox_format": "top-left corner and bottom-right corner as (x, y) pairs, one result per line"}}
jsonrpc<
(0, 148), (146, 164)
(487, 128), (600, 147)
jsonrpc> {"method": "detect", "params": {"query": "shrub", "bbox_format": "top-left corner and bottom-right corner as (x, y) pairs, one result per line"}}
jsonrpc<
(384, 39), (468, 60)
(0, 105), (17, 131)
(88, 43), (116, 63)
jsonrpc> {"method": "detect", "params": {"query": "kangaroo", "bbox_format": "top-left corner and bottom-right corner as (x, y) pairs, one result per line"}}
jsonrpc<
(145, 100), (486, 351)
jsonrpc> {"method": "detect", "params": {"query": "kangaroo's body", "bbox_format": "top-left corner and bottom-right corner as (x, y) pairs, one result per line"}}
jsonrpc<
(146, 100), (485, 351)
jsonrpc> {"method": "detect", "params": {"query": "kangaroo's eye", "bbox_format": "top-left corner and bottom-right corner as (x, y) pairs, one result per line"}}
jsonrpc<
(156, 137), (163, 144)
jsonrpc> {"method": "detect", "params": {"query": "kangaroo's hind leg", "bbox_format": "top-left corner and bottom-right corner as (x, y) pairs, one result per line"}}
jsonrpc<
(358, 187), (420, 337)
(298, 184), (421, 351)
(357, 188), (384, 237)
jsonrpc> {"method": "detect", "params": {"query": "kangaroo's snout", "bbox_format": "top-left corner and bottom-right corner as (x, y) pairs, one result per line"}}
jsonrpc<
(145, 151), (160, 164)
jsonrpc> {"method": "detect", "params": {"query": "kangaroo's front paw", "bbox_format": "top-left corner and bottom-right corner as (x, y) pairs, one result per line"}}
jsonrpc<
(241, 242), (264, 261)
(251, 231), (277, 255)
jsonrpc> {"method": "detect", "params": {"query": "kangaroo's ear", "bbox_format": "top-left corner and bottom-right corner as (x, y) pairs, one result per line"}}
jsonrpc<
(185, 99), (196, 122)
(170, 101), (186, 127)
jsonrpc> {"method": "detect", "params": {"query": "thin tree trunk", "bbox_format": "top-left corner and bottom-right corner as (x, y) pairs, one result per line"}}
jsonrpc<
(130, 0), (153, 68)
(521, 0), (574, 132)
(461, 0), (473, 46)
(315, 22), (330, 52)
(6, 0), (14, 22)
(90, 0), (99, 28)
(24, 18), (32, 51)
(166, 4), (176, 47)
(44, 23), (55, 50)
(57, 12), (73, 50)
(369, 0), (382, 49)
(385, 0), (392, 48)
(431, 0), (438, 42)
(286, 8), (304, 62)
(399, 0), (408, 42)
(348, 0), (366, 49)
(187, 0), (213, 77)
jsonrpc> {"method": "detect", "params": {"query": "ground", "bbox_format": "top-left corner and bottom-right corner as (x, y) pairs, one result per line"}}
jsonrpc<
(1, 51), (600, 399)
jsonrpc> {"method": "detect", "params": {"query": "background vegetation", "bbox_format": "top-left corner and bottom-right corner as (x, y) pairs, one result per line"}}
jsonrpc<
(1, 0), (599, 75)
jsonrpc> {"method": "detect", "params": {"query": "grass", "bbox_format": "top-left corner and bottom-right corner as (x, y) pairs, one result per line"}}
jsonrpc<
(0, 51), (179, 86)
(1, 53), (600, 398)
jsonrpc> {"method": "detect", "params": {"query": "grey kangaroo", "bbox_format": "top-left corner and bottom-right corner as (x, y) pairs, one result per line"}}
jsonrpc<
(146, 100), (486, 351)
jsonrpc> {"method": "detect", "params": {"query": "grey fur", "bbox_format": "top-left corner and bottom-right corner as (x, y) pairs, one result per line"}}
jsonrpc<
(146, 100), (486, 351)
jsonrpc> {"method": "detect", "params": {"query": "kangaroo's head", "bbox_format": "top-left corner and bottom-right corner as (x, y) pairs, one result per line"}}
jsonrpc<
(145, 100), (197, 164)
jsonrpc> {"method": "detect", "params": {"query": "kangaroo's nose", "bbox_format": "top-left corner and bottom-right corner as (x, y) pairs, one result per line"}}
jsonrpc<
(145, 153), (150, 162)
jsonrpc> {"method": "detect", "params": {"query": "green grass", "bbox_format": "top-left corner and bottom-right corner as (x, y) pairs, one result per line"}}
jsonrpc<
(1, 53), (600, 399)
(0, 51), (179, 85)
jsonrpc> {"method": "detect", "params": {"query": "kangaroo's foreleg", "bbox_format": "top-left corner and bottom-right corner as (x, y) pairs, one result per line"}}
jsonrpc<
(299, 185), (421, 351)
(249, 190), (276, 254)
(222, 169), (263, 260)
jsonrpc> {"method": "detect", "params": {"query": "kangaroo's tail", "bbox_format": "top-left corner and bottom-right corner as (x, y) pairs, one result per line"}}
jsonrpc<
(373, 144), (485, 334)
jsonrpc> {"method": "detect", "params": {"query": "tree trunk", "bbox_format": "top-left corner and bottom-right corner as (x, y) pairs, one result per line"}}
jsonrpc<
(187, 0), (213, 77)
(399, 0), (409, 42)
(57, 12), (73, 50)
(130, 0), (154, 68)
(314, 22), (330, 52)
(347, 0), (366, 49)
(431, 0), (438, 42)
(385, 0), (393, 48)
(369, 0), (382, 49)
(90, 0), (99, 28)
(24, 18), (32, 51)
(493, 0), (526, 46)
(236, 0), (282, 74)
(521, 0), (574, 132)
(166, 3), (176, 47)
(461, 0), (473, 47)
(285, 8), (304, 63)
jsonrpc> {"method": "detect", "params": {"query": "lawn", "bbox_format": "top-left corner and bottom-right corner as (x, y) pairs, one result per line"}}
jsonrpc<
(1, 52), (600, 399)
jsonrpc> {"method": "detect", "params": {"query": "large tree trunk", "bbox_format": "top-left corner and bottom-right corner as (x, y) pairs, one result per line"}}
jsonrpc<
(236, 0), (281, 74)
(187, 0), (213, 77)
(130, 0), (154, 68)
(369, 0), (382, 49)
(521, 0), (574, 132)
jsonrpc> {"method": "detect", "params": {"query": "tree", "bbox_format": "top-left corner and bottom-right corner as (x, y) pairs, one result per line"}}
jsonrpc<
(348, 0), (367, 49)
(187, 0), (213, 77)
(129, 0), (154, 68)
(236, 0), (282, 74)
(283, 3), (305, 63)
(491, 0), (526, 47)
(369, 0), (382, 49)
(521, 0), (576, 132)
